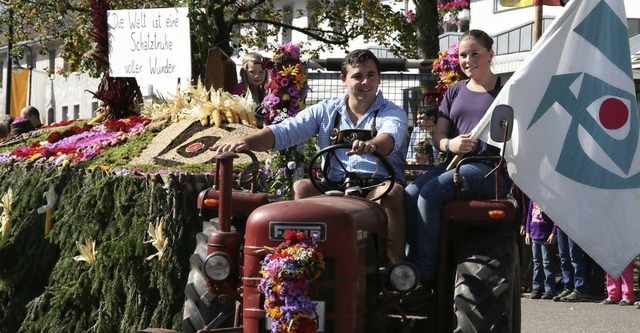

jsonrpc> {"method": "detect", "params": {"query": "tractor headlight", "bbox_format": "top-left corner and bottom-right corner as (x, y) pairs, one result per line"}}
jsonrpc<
(203, 252), (231, 281)
(388, 262), (419, 293)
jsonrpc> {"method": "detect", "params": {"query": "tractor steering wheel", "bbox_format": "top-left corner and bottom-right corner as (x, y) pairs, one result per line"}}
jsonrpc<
(307, 143), (396, 201)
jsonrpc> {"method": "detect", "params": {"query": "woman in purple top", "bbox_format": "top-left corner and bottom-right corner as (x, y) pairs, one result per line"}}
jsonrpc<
(404, 30), (512, 289)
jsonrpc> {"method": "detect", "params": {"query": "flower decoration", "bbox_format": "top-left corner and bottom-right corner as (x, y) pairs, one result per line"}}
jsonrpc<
(74, 236), (98, 265)
(259, 230), (325, 333)
(259, 43), (310, 199)
(0, 188), (14, 237)
(12, 117), (28, 124)
(260, 43), (310, 126)
(405, 9), (416, 23)
(431, 41), (467, 106)
(442, 12), (458, 25)
(437, 0), (469, 27)
(260, 146), (306, 198)
(0, 115), (150, 166)
(196, 87), (258, 128)
(145, 217), (169, 261)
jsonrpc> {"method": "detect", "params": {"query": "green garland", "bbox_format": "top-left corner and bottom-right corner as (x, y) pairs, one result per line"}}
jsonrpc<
(0, 164), (205, 332)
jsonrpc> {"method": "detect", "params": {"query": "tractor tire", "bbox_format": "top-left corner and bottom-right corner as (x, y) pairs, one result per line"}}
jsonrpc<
(453, 228), (520, 333)
(182, 221), (236, 333)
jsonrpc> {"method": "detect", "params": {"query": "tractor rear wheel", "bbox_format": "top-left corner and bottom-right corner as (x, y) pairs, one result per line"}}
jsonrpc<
(453, 228), (520, 333)
(182, 221), (236, 333)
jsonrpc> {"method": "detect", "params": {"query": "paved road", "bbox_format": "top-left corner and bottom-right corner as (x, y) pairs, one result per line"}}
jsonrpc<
(521, 295), (640, 333)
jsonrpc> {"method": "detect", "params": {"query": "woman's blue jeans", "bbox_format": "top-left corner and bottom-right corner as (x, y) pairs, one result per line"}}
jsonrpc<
(404, 162), (512, 280)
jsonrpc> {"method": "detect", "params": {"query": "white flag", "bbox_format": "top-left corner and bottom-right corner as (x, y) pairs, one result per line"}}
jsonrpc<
(474, 0), (639, 277)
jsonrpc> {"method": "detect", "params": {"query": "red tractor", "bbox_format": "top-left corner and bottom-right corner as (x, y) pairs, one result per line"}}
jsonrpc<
(141, 105), (520, 333)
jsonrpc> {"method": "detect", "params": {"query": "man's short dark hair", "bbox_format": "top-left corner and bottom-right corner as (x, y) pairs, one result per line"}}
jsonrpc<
(341, 49), (380, 76)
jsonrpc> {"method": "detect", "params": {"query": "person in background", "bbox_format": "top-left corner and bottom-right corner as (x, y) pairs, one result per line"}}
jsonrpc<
(216, 49), (409, 264)
(407, 108), (437, 166)
(232, 52), (268, 105)
(413, 141), (433, 165)
(404, 29), (512, 291)
(20, 106), (42, 129)
(10, 107), (40, 136)
(553, 227), (589, 302)
(601, 260), (636, 306)
(525, 201), (557, 300)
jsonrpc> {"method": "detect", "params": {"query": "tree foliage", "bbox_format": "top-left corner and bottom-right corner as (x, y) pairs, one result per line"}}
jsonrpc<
(0, 0), (438, 81)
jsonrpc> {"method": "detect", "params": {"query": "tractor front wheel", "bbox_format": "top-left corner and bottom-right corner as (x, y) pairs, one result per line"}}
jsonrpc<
(182, 223), (236, 333)
(453, 228), (520, 333)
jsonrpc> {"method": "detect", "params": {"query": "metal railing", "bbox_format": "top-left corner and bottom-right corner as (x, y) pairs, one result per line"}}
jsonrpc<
(306, 58), (437, 125)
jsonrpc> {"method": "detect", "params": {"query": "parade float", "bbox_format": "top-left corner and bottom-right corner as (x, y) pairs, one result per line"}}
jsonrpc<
(0, 3), (313, 332)
(0, 82), (279, 333)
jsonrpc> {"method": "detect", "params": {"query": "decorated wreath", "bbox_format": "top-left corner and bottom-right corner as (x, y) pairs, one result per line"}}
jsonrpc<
(258, 230), (325, 333)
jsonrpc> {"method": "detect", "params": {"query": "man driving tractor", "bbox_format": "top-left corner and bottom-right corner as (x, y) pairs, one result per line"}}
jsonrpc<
(214, 49), (409, 264)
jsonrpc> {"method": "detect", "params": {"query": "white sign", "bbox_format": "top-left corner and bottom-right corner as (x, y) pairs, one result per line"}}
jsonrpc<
(107, 7), (191, 78)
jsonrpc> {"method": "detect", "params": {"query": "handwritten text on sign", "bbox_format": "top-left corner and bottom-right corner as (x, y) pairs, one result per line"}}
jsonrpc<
(108, 7), (191, 78)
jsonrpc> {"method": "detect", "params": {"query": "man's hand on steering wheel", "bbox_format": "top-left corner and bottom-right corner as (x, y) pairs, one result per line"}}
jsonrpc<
(346, 139), (378, 156)
(308, 143), (396, 201)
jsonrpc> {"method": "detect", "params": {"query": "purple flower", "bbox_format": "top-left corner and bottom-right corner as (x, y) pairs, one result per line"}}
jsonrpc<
(287, 85), (300, 98)
(0, 152), (11, 163)
(262, 95), (281, 110)
(289, 99), (299, 112)
(12, 116), (28, 124)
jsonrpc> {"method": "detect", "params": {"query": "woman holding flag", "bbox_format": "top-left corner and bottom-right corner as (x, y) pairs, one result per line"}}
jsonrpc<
(404, 29), (513, 290)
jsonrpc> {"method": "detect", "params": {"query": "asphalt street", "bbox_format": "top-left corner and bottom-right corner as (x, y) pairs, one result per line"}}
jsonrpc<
(521, 295), (640, 332)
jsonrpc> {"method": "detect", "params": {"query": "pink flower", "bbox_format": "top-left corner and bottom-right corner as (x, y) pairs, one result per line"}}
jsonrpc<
(406, 10), (416, 23)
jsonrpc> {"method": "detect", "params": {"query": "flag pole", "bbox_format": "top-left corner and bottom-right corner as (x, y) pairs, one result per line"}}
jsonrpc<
(534, 2), (543, 43)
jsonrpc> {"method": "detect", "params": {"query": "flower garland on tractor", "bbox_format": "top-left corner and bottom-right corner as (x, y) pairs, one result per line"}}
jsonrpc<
(259, 230), (325, 333)
(259, 43), (311, 199)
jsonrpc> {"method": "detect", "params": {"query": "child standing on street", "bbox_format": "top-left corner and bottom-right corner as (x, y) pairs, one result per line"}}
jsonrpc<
(602, 261), (636, 306)
(525, 201), (557, 300)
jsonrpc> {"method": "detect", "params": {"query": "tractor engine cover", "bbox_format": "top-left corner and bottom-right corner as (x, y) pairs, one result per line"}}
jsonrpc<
(243, 195), (388, 333)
